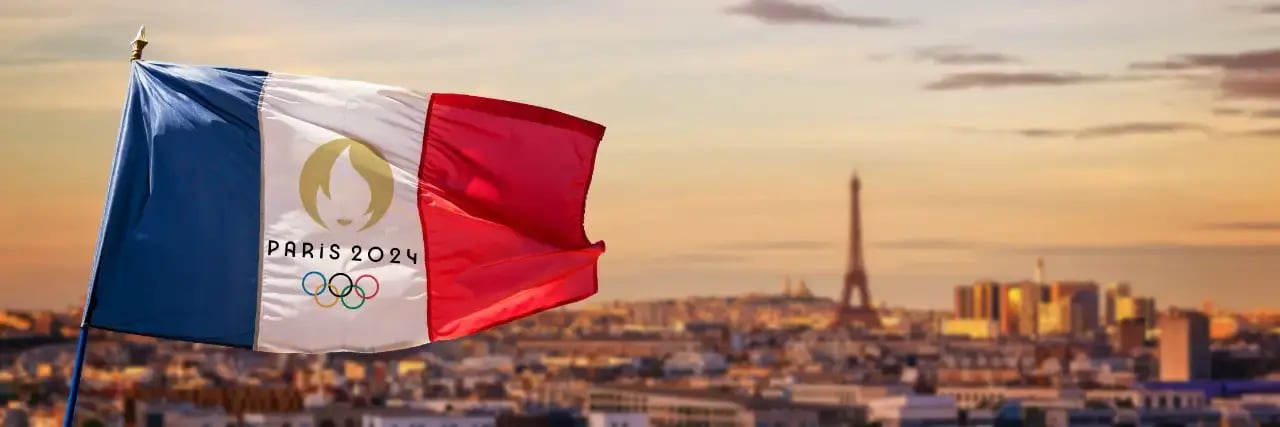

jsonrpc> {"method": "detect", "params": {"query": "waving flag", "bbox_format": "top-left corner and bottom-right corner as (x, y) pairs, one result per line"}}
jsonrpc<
(81, 61), (606, 353)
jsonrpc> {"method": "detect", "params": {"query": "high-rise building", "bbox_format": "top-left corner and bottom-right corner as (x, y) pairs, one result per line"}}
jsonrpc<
(972, 281), (1002, 321)
(1115, 318), (1148, 355)
(1116, 296), (1159, 330)
(1137, 297), (1157, 330)
(1037, 300), (1066, 335)
(1070, 288), (1100, 337)
(1050, 281), (1100, 338)
(1104, 282), (1132, 326)
(999, 281), (1040, 336)
(1159, 311), (1211, 381)
(954, 285), (974, 319)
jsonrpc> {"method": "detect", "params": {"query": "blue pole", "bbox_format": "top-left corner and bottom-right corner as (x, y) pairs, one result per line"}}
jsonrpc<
(62, 326), (90, 427)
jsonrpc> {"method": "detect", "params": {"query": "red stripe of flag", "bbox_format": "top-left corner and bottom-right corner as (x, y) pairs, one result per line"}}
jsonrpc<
(417, 93), (606, 341)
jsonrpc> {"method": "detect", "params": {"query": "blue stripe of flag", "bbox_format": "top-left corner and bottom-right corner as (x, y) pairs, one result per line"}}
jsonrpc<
(83, 61), (267, 348)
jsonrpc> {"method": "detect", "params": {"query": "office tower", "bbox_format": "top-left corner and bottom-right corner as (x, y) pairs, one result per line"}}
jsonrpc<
(1115, 295), (1158, 330)
(1051, 281), (1100, 338)
(1136, 297), (1157, 330)
(1159, 311), (1211, 381)
(954, 285), (974, 319)
(1038, 300), (1065, 335)
(1115, 297), (1136, 321)
(1104, 282), (1132, 326)
(999, 281), (1040, 336)
(972, 281), (1002, 321)
(1115, 318), (1148, 355)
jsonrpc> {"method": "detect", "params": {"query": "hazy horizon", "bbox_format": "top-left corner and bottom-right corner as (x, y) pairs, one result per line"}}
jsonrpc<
(4, 0), (1280, 311)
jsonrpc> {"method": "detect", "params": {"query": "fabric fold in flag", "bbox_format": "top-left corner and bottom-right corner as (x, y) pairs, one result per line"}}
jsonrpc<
(420, 94), (606, 341)
(81, 61), (606, 353)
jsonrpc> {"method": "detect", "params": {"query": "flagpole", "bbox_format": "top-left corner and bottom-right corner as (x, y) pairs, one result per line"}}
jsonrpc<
(61, 25), (147, 427)
(61, 329), (89, 427)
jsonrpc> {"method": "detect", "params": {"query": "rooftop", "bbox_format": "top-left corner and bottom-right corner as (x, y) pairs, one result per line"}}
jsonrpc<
(591, 384), (814, 411)
(1139, 381), (1280, 397)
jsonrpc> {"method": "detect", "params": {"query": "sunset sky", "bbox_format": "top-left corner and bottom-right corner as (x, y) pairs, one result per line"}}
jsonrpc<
(3, 0), (1280, 310)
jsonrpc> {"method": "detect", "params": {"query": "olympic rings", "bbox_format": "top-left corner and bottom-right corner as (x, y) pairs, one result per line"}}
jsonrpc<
(300, 271), (380, 310)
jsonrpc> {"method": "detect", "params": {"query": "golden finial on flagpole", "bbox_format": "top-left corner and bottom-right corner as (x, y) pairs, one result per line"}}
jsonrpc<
(130, 26), (148, 61)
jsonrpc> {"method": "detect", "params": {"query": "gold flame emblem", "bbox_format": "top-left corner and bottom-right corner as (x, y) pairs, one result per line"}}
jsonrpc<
(298, 137), (394, 231)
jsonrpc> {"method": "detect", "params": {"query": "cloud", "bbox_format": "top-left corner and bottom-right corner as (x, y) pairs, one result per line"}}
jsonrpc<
(1130, 48), (1280, 72)
(1011, 122), (1212, 139)
(875, 238), (1280, 255)
(1132, 48), (1280, 99)
(866, 53), (894, 62)
(724, 0), (909, 27)
(646, 240), (831, 265)
(914, 45), (1018, 65)
(1026, 243), (1280, 256)
(1221, 71), (1280, 99)
(923, 72), (1110, 90)
(1213, 106), (1280, 118)
(951, 122), (1212, 139)
(1213, 107), (1248, 116)
(0, 40), (120, 67)
(1234, 127), (1280, 137)
(1231, 3), (1280, 14)
(651, 253), (752, 264)
(1197, 221), (1280, 231)
(875, 238), (996, 250)
(714, 240), (832, 251)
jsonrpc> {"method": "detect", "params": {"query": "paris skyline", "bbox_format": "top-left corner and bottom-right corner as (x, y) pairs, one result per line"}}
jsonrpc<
(3, 0), (1280, 310)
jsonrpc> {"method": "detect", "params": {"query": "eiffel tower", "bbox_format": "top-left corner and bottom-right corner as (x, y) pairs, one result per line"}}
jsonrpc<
(832, 172), (881, 329)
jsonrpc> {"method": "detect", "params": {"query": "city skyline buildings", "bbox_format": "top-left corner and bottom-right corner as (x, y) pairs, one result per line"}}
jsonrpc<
(950, 269), (1166, 339)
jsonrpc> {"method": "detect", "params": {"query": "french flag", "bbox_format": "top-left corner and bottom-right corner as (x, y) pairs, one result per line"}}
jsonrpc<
(82, 61), (606, 353)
